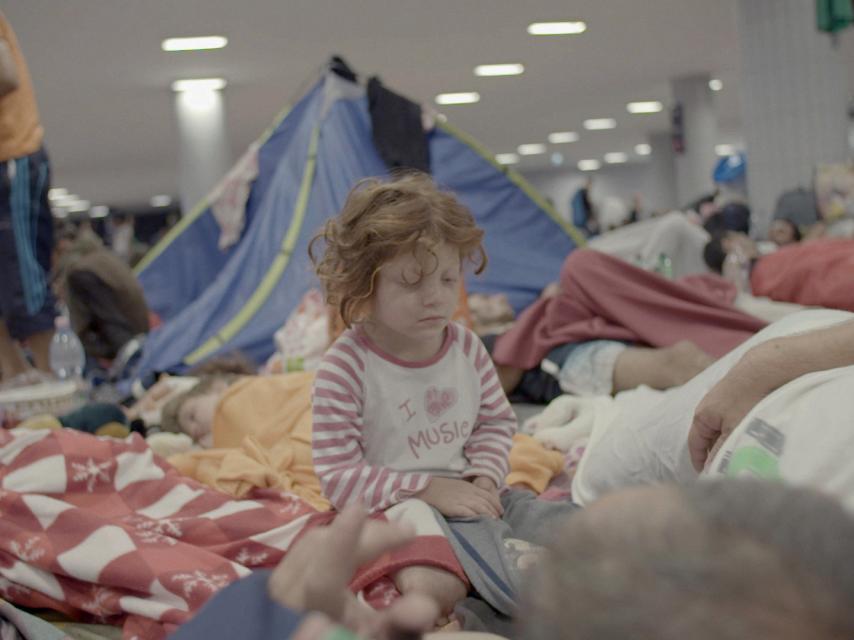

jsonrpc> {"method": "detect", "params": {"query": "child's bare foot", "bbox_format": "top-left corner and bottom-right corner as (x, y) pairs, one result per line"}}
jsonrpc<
(393, 565), (468, 620)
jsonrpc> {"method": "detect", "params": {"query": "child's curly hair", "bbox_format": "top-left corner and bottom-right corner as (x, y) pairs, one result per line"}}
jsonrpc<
(309, 173), (486, 327)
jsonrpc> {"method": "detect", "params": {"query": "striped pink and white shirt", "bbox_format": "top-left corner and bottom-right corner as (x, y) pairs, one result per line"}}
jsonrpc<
(312, 322), (517, 512)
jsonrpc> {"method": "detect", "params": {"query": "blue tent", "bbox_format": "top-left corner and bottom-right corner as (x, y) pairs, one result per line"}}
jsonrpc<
(134, 64), (583, 374)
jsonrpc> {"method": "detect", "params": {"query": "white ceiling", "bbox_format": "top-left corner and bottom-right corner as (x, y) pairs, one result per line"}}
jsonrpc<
(0, 0), (798, 209)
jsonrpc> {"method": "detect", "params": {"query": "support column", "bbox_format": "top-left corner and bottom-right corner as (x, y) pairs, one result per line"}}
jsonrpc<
(737, 0), (851, 235)
(645, 131), (678, 214)
(670, 74), (718, 208)
(174, 87), (232, 215)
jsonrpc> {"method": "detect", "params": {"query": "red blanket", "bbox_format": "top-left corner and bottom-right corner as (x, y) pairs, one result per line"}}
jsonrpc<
(493, 249), (766, 370)
(751, 238), (854, 312)
(0, 429), (463, 639)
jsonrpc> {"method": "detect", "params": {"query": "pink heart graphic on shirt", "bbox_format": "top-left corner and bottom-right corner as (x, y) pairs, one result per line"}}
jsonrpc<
(424, 386), (458, 422)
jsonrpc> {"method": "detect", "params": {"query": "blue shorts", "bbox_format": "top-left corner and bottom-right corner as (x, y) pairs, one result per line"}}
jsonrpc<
(0, 147), (57, 340)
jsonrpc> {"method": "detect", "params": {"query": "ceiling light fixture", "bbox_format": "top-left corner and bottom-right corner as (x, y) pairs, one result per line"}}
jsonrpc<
(709, 78), (723, 91)
(578, 159), (601, 171)
(527, 21), (587, 35)
(162, 36), (228, 52)
(548, 131), (579, 144)
(48, 187), (68, 201)
(626, 101), (663, 114)
(715, 144), (737, 156)
(583, 118), (616, 130)
(474, 63), (525, 77)
(89, 205), (110, 218)
(150, 195), (173, 208)
(635, 143), (652, 155)
(435, 92), (480, 105)
(495, 153), (520, 165)
(604, 152), (628, 164)
(517, 143), (547, 155)
(171, 78), (227, 92)
(66, 200), (91, 213)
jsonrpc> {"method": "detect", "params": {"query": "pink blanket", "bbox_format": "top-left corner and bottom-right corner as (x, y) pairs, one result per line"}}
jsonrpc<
(493, 249), (767, 370)
(0, 429), (463, 639)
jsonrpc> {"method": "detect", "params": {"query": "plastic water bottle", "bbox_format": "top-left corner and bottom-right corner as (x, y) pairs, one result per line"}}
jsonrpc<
(49, 316), (86, 380)
(656, 253), (673, 279)
(722, 246), (752, 294)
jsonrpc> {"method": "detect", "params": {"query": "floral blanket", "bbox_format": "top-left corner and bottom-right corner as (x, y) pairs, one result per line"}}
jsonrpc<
(0, 429), (463, 639)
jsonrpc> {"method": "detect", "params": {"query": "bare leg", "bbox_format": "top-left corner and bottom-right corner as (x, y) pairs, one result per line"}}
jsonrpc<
(394, 565), (468, 622)
(0, 320), (30, 381)
(25, 329), (54, 373)
(613, 341), (714, 393)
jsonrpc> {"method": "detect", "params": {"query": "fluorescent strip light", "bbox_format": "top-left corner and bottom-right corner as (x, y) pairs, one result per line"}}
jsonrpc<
(48, 188), (68, 200)
(150, 195), (173, 208)
(715, 144), (737, 156)
(67, 200), (91, 213)
(527, 21), (587, 35)
(52, 194), (80, 206)
(578, 159), (601, 171)
(474, 63), (524, 77)
(635, 143), (652, 155)
(517, 143), (547, 155)
(52, 208), (69, 219)
(583, 118), (616, 130)
(604, 152), (628, 164)
(435, 92), (480, 105)
(495, 153), (519, 165)
(171, 78), (227, 92)
(548, 131), (579, 144)
(89, 205), (110, 218)
(162, 36), (228, 52)
(709, 78), (723, 91)
(627, 101), (663, 114)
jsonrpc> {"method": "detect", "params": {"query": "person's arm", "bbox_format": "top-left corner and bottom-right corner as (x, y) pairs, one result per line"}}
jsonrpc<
(313, 351), (432, 512)
(689, 318), (854, 470)
(462, 337), (517, 489)
(0, 38), (19, 97)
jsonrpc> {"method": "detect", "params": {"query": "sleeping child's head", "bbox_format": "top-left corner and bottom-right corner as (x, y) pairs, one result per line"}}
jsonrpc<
(309, 173), (486, 356)
(160, 374), (240, 446)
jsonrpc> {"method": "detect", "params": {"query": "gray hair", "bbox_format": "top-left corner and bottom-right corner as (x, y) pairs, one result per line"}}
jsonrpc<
(521, 480), (854, 640)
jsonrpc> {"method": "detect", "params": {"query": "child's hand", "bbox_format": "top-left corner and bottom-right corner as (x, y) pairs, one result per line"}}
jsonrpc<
(415, 477), (503, 519)
(471, 476), (497, 493)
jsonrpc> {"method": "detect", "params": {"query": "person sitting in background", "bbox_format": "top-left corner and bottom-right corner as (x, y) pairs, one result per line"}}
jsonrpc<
(52, 227), (150, 360)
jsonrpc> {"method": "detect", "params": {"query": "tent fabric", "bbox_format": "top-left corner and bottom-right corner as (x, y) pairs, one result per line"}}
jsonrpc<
(134, 66), (580, 376)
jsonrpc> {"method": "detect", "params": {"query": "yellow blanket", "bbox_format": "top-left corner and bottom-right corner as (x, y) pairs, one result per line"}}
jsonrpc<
(170, 372), (564, 509)
(169, 372), (330, 510)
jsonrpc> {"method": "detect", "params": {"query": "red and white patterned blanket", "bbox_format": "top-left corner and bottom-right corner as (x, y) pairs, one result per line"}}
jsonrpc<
(0, 428), (463, 639)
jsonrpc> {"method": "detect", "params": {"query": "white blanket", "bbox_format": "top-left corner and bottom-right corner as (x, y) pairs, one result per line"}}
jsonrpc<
(571, 309), (854, 510)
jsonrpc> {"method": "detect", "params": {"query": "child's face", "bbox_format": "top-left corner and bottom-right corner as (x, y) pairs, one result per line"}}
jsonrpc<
(369, 241), (461, 348)
(769, 219), (798, 246)
(178, 392), (220, 447)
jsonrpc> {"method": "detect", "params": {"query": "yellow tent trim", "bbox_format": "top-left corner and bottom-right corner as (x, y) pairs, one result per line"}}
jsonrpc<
(134, 102), (294, 275)
(183, 124), (321, 365)
(435, 120), (587, 248)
